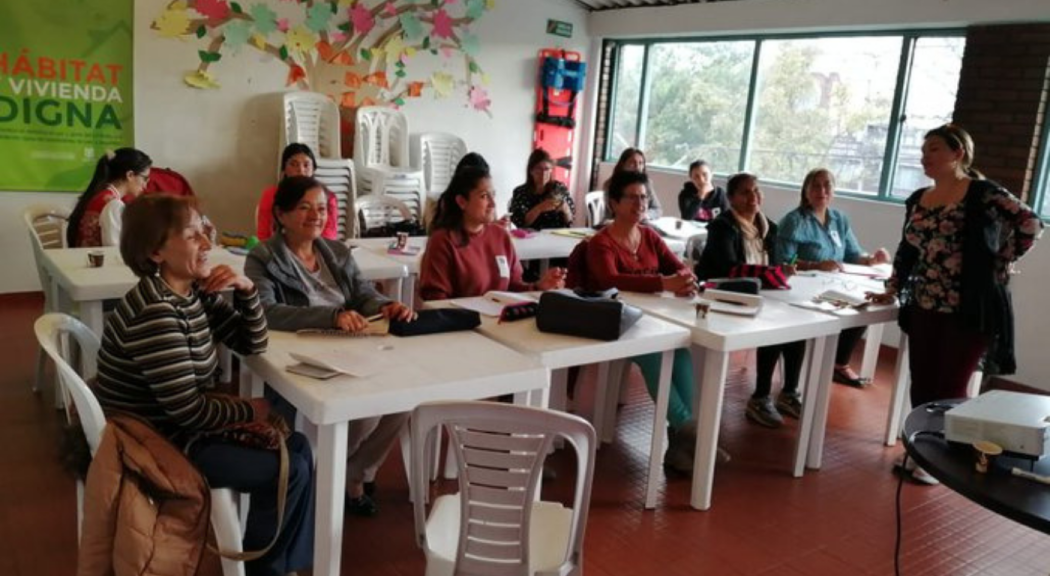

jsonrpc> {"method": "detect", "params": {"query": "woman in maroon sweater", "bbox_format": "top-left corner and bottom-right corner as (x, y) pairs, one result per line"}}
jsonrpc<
(580, 170), (721, 472)
(419, 167), (565, 300)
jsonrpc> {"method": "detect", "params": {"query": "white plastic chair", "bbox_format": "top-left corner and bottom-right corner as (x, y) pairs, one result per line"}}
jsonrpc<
(354, 106), (426, 218)
(34, 313), (247, 576)
(24, 205), (69, 398)
(356, 195), (413, 236)
(314, 158), (358, 239)
(584, 191), (606, 228)
(683, 233), (707, 269)
(412, 132), (467, 196)
(411, 400), (596, 576)
(280, 91), (341, 174)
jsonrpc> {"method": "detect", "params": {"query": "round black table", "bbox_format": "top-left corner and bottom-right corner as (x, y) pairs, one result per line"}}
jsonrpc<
(902, 400), (1050, 534)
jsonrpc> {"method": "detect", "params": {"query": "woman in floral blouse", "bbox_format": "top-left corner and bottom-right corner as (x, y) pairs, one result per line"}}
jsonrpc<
(868, 124), (1042, 482)
(508, 149), (575, 230)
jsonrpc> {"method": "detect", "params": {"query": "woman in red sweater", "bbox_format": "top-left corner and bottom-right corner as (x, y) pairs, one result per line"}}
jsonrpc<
(419, 167), (565, 300)
(582, 170), (716, 472)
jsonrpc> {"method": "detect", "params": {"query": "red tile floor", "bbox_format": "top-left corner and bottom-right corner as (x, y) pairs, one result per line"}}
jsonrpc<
(3, 292), (1048, 575)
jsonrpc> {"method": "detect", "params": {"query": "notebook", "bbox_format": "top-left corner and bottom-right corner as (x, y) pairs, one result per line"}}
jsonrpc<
(450, 291), (537, 317)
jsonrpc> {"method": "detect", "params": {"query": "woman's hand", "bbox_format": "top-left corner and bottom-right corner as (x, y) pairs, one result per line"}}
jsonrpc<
(662, 270), (697, 297)
(249, 398), (271, 422)
(781, 264), (798, 277)
(200, 264), (254, 293)
(865, 288), (897, 305)
(867, 248), (891, 265)
(536, 267), (566, 291)
(381, 301), (416, 322)
(335, 310), (369, 332)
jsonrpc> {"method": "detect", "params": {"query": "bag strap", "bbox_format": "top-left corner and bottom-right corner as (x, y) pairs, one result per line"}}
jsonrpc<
(208, 435), (289, 562)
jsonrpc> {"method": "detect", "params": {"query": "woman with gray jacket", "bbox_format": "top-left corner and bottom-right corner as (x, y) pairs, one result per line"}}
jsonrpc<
(246, 175), (414, 517)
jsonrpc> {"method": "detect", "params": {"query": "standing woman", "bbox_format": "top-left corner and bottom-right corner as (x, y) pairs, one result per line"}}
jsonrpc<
(581, 170), (706, 472)
(419, 167), (565, 301)
(245, 175), (413, 516)
(868, 125), (1042, 463)
(95, 195), (314, 576)
(508, 149), (575, 230)
(776, 168), (891, 387)
(67, 148), (152, 247)
(256, 143), (339, 241)
(678, 160), (729, 222)
(697, 173), (803, 428)
(603, 148), (663, 221)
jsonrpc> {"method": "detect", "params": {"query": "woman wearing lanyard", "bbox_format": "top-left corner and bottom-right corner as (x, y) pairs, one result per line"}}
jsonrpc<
(776, 168), (890, 387)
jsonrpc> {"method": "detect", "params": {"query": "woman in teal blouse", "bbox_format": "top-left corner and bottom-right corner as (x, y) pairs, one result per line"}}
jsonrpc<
(776, 168), (890, 387)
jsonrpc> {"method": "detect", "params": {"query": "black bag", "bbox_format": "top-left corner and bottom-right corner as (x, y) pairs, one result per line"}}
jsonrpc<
(536, 288), (643, 341)
(705, 277), (761, 295)
(389, 309), (481, 337)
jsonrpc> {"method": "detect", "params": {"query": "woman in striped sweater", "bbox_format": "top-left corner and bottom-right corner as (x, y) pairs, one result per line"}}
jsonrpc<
(95, 195), (313, 576)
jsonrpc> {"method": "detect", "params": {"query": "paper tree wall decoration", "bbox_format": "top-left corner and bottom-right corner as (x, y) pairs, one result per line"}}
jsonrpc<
(152, 0), (494, 151)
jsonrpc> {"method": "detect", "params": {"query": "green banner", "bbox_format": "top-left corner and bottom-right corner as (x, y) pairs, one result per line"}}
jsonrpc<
(0, 0), (134, 192)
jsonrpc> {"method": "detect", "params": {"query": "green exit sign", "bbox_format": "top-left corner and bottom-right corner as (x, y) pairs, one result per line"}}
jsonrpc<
(547, 19), (573, 38)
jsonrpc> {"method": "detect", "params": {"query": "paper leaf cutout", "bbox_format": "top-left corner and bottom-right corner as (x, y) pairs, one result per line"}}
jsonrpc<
(287, 64), (306, 86)
(469, 85), (491, 112)
(276, 18), (290, 32)
(341, 92), (356, 108)
(431, 9), (454, 39)
(383, 2), (398, 16)
(460, 33), (479, 57)
(155, 4), (191, 38)
(431, 71), (454, 97)
(184, 70), (220, 88)
(344, 72), (362, 88)
(223, 20), (252, 49)
(399, 13), (424, 40)
(306, 3), (333, 33)
(466, 0), (486, 19)
(408, 81), (424, 97)
(195, 0), (231, 21)
(384, 34), (405, 67)
(364, 71), (389, 88)
(249, 3), (277, 35)
(350, 3), (375, 35)
(250, 33), (267, 49)
(198, 50), (222, 63)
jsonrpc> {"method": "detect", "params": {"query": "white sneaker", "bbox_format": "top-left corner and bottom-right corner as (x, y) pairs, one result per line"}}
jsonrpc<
(911, 466), (940, 486)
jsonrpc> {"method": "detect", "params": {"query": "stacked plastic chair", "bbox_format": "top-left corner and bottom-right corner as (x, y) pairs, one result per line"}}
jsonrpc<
(411, 132), (467, 197)
(314, 158), (357, 239)
(354, 106), (426, 220)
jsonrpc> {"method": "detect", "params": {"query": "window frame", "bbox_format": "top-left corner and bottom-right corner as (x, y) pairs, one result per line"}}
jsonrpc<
(1032, 106), (1050, 219)
(601, 28), (967, 204)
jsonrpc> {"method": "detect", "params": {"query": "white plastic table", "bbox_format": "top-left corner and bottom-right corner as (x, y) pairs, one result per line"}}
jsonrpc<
(431, 297), (691, 508)
(239, 330), (546, 576)
(619, 291), (842, 510)
(758, 272), (903, 470)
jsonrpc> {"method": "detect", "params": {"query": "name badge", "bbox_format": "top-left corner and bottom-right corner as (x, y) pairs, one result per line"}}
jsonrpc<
(711, 207), (721, 218)
(829, 230), (843, 247)
(496, 255), (510, 278)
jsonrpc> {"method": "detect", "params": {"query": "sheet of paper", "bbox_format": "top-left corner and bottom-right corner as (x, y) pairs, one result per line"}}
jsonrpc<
(288, 347), (391, 378)
(449, 292), (536, 317)
(840, 262), (891, 278)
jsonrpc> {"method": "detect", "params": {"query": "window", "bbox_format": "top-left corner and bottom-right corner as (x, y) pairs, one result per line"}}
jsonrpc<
(644, 41), (754, 171)
(603, 31), (967, 202)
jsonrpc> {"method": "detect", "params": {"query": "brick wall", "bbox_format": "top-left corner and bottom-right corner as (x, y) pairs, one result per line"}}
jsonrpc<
(953, 24), (1050, 202)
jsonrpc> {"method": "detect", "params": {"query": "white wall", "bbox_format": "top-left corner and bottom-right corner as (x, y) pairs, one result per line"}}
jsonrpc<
(0, 0), (589, 293)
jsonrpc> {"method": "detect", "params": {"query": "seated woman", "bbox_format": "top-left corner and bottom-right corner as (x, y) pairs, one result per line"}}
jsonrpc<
(697, 173), (801, 429)
(603, 148), (663, 221)
(245, 175), (413, 517)
(256, 143), (339, 241)
(580, 170), (707, 473)
(678, 160), (728, 222)
(509, 149), (575, 230)
(419, 167), (565, 301)
(67, 148), (152, 247)
(776, 168), (891, 388)
(95, 195), (313, 576)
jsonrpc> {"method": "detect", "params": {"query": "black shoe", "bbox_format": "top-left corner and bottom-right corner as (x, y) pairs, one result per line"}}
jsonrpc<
(363, 481), (377, 497)
(346, 494), (378, 517)
(832, 367), (869, 388)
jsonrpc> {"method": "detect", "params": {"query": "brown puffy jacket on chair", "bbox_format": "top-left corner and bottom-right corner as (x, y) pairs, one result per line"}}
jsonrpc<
(77, 415), (210, 576)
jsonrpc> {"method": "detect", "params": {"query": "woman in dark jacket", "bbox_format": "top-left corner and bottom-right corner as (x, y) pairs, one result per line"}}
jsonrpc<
(678, 160), (728, 222)
(867, 125), (1041, 473)
(697, 173), (802, 429)
(246, 175), (414, 516)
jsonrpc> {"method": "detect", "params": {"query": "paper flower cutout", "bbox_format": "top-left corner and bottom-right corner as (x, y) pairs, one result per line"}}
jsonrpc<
(469, 85), (491, 112)
(306, 3), (334, 33)
(431, 72), (454, 97)
(249, 3), (277, 35)
(432, 9), (454, 39)
(195, 0), (231, 21)
(285, 26), (317, 56)
(350, 4), (375, 35)
(399, 13), (424, 40)
(223, 20), (252, 49)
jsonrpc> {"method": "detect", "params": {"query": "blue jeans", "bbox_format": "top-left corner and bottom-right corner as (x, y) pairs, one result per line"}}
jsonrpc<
(630, 348), (695, 429)
(191, 432), (315, 576)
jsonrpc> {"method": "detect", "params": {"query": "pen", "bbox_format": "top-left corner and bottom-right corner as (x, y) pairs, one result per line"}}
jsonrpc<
(1011, 467), (1050, 485)
(365, 313), (384, 323)
(788, 254), (798, 266)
